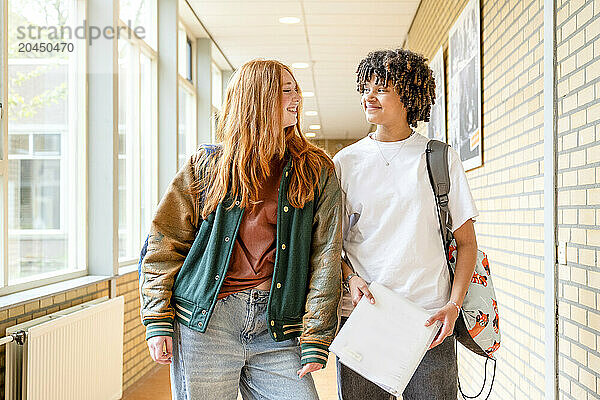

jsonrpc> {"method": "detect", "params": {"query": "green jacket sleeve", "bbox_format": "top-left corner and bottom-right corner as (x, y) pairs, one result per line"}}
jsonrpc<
(299, 168), (343, 366)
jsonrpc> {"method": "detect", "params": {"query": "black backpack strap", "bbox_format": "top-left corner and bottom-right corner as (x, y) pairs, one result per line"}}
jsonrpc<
(429, 141), (497, 400)
(457, 348), (497, 400)
(425, 140), (453, 248)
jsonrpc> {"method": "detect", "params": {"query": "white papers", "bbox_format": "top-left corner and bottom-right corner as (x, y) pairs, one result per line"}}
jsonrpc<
(330, 282), (442, 396)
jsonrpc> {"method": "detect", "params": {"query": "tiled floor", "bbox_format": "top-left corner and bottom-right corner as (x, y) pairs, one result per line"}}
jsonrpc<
(122, 365), (172, 400)
(122, 358), (339, 400)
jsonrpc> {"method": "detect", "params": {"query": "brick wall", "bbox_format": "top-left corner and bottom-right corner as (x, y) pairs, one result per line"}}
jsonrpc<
(117, 271), (155, 391)
(0, 282), (110, 398)
(405, 0), (546, 398)
(555, 0), (600, 398)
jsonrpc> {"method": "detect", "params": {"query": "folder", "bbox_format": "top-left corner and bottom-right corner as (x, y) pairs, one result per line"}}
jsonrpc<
(330, 282), (442, 396)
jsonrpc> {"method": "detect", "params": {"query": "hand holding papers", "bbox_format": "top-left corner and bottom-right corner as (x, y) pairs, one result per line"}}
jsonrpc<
(330, 282), (442, 396)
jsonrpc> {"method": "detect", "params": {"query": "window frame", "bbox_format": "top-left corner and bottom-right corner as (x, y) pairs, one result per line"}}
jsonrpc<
(0, 0), (88, 296)
(116, 16), (158, 267)
(1, 0), (8, 289)
(176, 20), (198, 170)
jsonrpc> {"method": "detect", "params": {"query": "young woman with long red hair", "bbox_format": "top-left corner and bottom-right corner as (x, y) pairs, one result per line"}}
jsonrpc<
(139, 59), (342, 400)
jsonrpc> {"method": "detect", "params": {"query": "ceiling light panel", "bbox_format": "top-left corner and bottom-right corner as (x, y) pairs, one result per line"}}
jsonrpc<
(279, 16), (301, 24)
(292, 62), (310, 69)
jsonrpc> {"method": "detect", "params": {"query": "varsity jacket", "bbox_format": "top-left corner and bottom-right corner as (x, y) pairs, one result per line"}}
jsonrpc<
(139, 144), (343, 366)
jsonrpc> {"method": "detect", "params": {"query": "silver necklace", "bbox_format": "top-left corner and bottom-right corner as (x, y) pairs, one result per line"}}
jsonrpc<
(371, 130), (414, 166)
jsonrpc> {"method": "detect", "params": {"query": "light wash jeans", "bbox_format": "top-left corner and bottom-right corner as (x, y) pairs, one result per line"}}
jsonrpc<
(170, 288), (319, 400)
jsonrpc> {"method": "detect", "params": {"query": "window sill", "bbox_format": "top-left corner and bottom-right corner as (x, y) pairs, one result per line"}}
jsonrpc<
(118, 264), (138, 276)
(0, 275), (112, 312)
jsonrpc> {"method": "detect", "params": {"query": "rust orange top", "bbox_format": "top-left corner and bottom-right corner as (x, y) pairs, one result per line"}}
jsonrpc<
(218, 160), (284, 299)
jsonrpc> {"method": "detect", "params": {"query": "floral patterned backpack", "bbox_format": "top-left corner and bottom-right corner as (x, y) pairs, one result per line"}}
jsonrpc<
(426, 140), (500, 399)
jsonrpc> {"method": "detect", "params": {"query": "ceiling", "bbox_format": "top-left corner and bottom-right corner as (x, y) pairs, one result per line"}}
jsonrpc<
(186, 0), (421, 139)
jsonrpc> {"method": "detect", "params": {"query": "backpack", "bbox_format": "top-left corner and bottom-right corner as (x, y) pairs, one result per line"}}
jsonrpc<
(425, 140), (500, 399)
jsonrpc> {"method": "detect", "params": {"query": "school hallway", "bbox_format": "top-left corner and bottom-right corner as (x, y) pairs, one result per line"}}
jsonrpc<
(0, 0), (599, 399)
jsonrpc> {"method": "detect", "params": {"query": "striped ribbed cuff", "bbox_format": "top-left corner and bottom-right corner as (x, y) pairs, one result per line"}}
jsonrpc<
(144, 319), (174, 340)
(300, 342), (329, 366)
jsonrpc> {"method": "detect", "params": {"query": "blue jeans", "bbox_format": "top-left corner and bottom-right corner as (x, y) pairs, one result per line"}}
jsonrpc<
(336, 317), (458, 400)
(170, 288), (319, 400)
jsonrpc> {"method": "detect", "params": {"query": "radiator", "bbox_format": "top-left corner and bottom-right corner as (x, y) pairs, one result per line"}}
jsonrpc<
(5, 296), (125, 400)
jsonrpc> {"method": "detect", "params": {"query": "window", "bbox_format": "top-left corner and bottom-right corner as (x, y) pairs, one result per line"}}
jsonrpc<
(4, 0), (86, 291)
(177, 23), (197, 169)
(211, 63), (222, 111)
(120, 0), (157, 50)
(118, 2), (157, 263)
(1, 0), (6, 287)
(178, 83), (196, 169)
(211, 63), (222, 142)
(178, 27), (193, 81)
(186, 38), (193, 82)
(139, 52), (155, 247)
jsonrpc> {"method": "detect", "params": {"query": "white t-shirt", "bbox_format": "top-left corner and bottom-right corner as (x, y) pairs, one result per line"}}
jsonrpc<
(333, 132), (478, 311)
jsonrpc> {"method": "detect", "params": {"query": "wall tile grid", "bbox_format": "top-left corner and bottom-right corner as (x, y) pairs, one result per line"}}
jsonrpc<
(406, 0), (546, 398)
(556, 0), (600, 399)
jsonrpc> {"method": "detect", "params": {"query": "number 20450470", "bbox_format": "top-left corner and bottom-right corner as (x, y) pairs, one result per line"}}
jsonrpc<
(18, 42), (74, 53)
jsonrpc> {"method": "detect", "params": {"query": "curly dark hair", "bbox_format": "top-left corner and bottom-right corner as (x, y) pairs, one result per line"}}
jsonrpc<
(356, 49), (436, 128)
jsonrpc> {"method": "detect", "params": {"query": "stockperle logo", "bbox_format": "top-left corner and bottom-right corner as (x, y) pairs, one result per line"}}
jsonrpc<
(16, 19), (145, 46)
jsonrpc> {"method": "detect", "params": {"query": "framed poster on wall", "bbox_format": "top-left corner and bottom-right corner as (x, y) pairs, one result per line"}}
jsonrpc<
(448, 0), (482, 170)
(426, 47), (446, 143)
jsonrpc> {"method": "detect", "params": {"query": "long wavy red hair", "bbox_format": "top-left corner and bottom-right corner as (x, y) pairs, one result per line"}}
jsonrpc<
(199, 59), (333, 219)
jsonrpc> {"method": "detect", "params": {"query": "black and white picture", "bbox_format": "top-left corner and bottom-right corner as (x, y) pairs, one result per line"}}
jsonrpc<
(448, 0), (482, 170)
(426, 47), (446, 143)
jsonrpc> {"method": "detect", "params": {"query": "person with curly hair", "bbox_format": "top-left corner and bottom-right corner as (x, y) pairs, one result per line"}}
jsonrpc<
(333, 49), (479, 399)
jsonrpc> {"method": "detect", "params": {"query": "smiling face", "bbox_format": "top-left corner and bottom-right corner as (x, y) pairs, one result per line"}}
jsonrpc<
(360, 76), (408, 127)
(281, 69), (301, 128)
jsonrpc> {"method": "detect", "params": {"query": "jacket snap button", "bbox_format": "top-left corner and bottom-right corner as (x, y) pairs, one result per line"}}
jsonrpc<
(281, 244), (286, 250)
(198, 322), (203, 327)
(201, 310), (207, 315)
(270, 320), (275, 326)
(235, 201), (240, 206)
(283, 206), (289, 212)
(225, 237), (230, 242)
(276, 283), (281, 289)
(215, 275), (219, 280)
